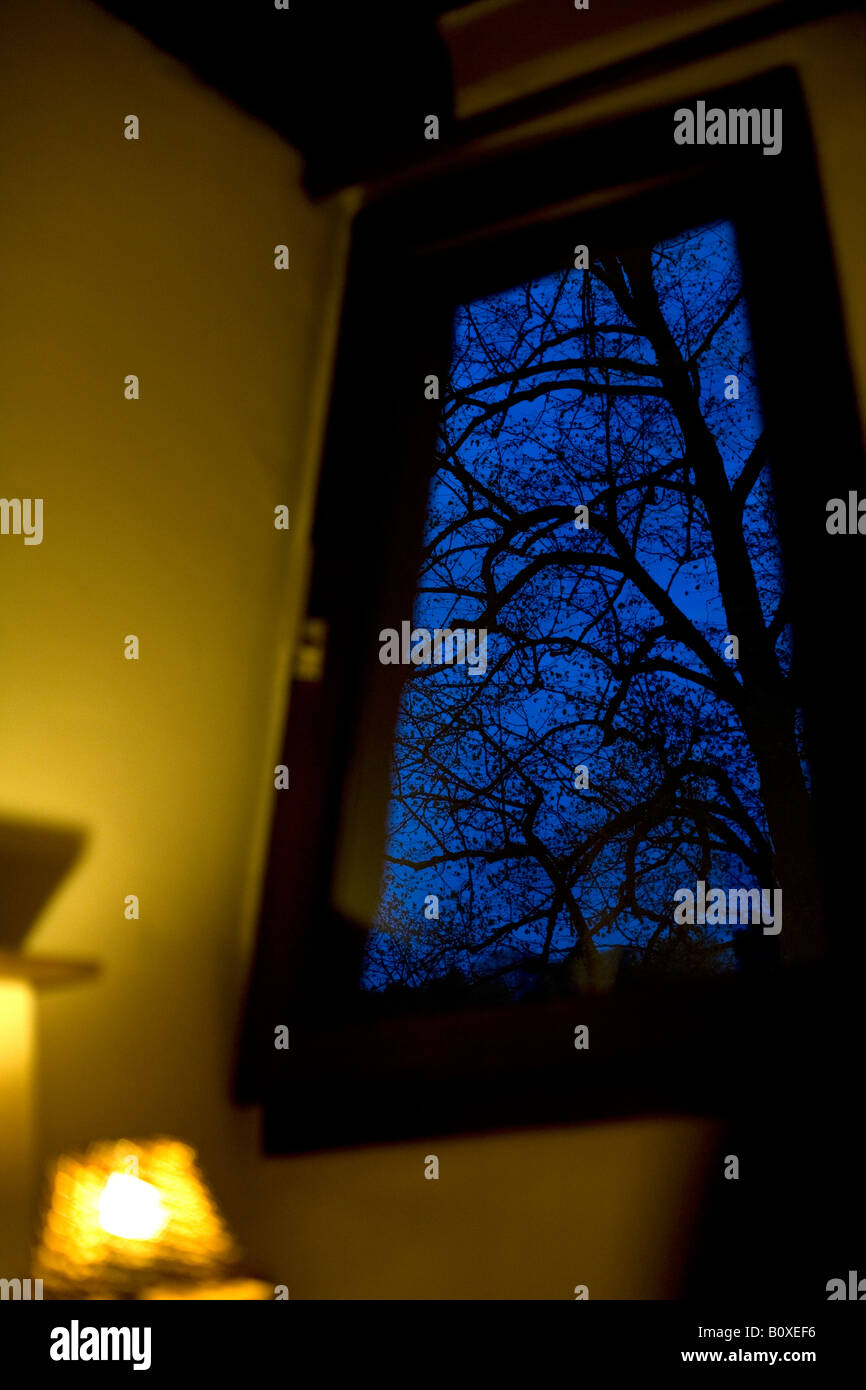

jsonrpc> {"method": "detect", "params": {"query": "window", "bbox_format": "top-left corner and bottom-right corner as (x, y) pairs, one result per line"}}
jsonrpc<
(238, 69), (863, 1152)
(361, 217), (810, 1018)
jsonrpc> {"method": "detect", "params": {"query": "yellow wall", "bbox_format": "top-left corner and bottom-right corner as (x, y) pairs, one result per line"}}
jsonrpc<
(0, 0), (348, 1278)
(1, 0), (862, 1298)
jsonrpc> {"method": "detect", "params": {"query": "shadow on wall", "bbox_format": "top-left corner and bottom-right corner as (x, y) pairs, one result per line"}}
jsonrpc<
(0, 817), (87, 952)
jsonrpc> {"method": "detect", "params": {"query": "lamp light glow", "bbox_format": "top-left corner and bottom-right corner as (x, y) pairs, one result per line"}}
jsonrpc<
(98, 1173), (168, 1241)
(34, 1137), (240, 1298)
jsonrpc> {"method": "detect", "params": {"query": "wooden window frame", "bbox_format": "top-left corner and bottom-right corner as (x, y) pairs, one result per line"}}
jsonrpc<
(236, 67), (865, 1154)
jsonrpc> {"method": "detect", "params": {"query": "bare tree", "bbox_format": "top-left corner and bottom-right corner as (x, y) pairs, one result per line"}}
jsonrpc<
(363, 221), (818, 1004)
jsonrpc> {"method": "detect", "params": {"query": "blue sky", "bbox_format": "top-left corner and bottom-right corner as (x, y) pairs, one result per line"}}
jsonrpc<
(362, 220), (794, 1000)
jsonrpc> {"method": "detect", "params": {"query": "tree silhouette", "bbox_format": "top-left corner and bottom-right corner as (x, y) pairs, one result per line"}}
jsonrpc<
(362, 221), (818, 1007)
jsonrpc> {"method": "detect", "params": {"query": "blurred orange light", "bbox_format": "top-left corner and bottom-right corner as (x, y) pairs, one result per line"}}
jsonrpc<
(34, 1137), (240, 1298)
(97, 1172), (168, 1241)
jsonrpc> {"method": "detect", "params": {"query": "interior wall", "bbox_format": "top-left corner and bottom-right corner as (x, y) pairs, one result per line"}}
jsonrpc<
(0, 0), (349, 1265)
(1, 0), (862, 1298)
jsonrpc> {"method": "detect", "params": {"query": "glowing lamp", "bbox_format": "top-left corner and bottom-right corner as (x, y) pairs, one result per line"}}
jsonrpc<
(98, 1173), (169, 1241)
(34, 1137), (241, 1299)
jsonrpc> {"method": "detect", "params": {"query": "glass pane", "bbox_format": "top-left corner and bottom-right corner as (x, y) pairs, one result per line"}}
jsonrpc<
(362, 219), (814, 1013)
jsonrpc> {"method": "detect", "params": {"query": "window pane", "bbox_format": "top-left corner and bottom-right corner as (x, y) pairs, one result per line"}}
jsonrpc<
(362, 220), (815, 1013)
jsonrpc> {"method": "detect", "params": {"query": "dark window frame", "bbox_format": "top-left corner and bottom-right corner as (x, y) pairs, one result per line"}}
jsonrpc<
(236, 67), (865, 1153)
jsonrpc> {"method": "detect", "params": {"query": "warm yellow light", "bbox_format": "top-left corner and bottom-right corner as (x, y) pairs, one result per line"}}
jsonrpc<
(98, 1172), (168, 1241)
(34, 1137), (240, 1298)
(0, 980), (35, 1275)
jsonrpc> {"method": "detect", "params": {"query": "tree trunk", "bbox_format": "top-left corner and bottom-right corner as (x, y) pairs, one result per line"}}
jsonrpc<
(618, 248), (824, 959)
